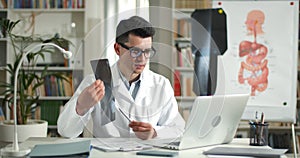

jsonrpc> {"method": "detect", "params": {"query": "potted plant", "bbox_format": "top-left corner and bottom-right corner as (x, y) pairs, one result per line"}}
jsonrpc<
(0, 19), (71, 142)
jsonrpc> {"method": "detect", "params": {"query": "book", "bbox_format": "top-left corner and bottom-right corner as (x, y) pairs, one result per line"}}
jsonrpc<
(173, 70), (181, 96)
(181, 47), (192, 67)
(34, 106), (41, 120)
(29, 140), (91, 157)
(175, 19), (191, 38)
(0, 0), (6, 8)
(40, 101), (63, 125)
(0, 106), (5, 121)
(44, 75), (51, 96)
(62, 73), (74, 96)
(296, 132), (300, 153)
(180, 71), (196, 97)
(177, 50), (183, 67)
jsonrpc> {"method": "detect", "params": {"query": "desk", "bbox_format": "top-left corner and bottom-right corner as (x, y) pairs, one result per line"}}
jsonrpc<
(90, 138), (253, 158)
(0, 138), (290, 158)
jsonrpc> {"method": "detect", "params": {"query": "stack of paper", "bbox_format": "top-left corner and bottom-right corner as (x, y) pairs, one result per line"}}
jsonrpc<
(91, 138), (152, 152)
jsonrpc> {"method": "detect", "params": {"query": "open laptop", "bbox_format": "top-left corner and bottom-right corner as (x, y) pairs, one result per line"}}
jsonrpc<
(144, 93), (250, 150)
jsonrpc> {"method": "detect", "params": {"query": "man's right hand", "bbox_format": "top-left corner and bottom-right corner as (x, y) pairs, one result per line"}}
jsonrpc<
(76, 80), (105, 115)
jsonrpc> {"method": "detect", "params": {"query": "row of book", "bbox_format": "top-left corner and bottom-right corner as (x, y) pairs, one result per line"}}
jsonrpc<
(176, 45), (194, 68)
(174, 70), (196, 97)
(173, 18), (191, 39)
(174, 42), (195, 97)
(0, 0), (7, 8)
(269, 132), (292, 153)
(175, 0), (207, 9)
(28, 73), (74, 97)
(13, 0), (85, 9)
(33, 101), (64, 125)
(0, 100), (64, 126)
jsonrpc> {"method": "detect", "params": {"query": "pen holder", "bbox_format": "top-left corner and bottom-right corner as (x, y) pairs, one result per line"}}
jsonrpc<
(249, 122), (269, 146)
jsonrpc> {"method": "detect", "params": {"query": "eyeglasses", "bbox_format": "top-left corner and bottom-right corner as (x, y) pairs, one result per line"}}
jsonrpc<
(118, 42), (156, 59)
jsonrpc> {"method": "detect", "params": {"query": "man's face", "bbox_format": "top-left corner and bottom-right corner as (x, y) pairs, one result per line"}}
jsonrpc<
(117, 34), (152, 76)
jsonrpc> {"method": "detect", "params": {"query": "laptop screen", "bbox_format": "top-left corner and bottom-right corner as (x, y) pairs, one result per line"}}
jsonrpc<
(179, 93), (250, 149)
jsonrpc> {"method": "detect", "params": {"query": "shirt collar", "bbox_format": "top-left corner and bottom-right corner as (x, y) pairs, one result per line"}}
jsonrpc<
(116, 64), (142, 89)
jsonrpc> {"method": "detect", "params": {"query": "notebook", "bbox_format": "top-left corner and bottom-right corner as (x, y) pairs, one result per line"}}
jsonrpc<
(29, 140), (91, 157)
(145, 93), (250, 150)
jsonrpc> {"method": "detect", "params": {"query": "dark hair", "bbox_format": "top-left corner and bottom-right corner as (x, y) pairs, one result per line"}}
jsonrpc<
(116, 16), (155, 43)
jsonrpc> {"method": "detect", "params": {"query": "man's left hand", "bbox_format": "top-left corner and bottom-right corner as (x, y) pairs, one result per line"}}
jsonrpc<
(129, 121), (157, 140)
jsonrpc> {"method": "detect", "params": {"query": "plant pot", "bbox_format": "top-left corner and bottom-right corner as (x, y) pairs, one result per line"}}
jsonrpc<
(0, 119), (48, 142)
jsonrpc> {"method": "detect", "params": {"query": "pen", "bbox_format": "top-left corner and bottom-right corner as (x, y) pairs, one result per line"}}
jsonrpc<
(118, 108), (132, 122)
(259, 112), (265, 145)
(260, 112), (265, 124)
(249, 120), (256, 127)
(255, 111), (258, 144)
(255, 111), (258, 123)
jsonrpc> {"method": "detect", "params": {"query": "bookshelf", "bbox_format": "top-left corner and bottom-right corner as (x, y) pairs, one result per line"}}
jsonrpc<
(0, 1), (7, 94)
(0, 0), (86, 136)
(172, 9), (195, 121)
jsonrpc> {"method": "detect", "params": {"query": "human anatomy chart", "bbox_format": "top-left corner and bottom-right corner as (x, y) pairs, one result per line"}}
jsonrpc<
(238, 10), (269, 96)
(214, 1), (298, 110)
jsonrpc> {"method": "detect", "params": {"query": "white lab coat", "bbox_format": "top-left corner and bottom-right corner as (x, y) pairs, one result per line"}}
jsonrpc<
(57, 63), (185, 139)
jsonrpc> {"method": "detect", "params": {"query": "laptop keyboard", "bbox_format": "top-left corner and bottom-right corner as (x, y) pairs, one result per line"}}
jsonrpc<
(168, 141), (180, 146)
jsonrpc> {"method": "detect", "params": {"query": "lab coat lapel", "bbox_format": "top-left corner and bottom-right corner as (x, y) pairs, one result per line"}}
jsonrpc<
(134, 70), (153, 105)
(130, 70), (155, 122)
(114, 82), (134, 105)
(111, 64), (135, 108)
(112, 65), (157, 122)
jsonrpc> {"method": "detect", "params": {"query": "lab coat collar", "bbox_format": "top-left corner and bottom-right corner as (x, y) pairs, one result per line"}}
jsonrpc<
(111, 63), (154, 105)
(111, 63), (154, 88)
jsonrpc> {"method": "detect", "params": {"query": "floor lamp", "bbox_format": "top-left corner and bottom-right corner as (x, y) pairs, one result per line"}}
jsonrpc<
(0, 43), (72, 157)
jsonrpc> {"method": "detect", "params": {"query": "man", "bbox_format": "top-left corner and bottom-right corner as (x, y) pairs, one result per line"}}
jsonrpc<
(57, 16), (185, 140)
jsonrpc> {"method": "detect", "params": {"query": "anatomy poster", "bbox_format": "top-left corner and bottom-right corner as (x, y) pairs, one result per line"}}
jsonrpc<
(213, 1), (298, 109)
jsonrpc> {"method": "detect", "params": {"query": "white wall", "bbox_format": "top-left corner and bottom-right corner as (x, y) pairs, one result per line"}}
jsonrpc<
(84, 0), (105, 76)
(149, 0), (173, 81)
